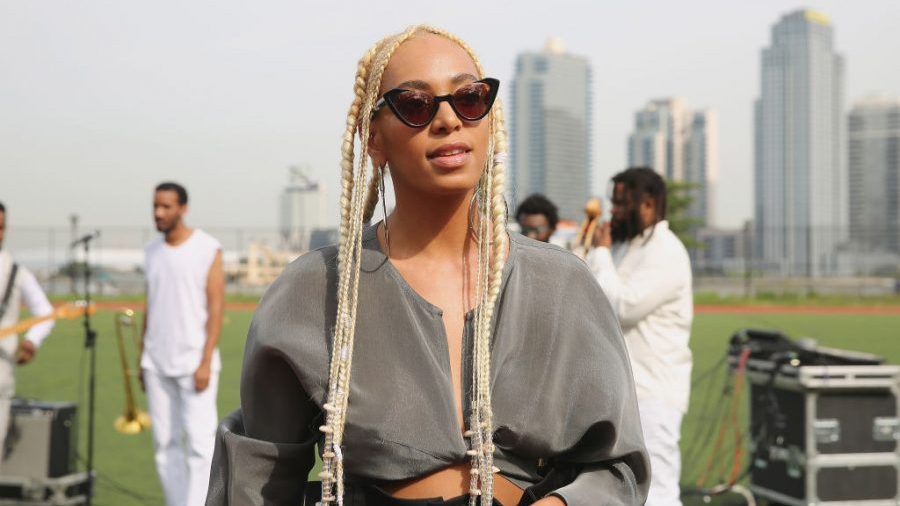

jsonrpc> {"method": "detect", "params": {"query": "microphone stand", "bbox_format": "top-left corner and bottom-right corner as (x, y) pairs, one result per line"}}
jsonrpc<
(74, 233), (98, 505)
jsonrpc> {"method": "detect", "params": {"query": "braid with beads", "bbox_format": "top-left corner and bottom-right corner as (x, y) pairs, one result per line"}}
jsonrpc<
(318, 25), (509, 505)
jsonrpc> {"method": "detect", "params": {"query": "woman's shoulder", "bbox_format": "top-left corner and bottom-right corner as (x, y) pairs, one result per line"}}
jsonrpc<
(280, 243), (340, 282)
(250, 244), (340, 340)
(508, 232), (595, 279)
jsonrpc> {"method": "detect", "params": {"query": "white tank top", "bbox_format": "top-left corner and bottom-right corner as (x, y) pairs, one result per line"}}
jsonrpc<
(142, 229), (222, 376)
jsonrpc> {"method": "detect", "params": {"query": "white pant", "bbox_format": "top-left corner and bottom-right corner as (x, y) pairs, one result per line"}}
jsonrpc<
(144, 368), (219, 506)
(639, 399), (684, 506)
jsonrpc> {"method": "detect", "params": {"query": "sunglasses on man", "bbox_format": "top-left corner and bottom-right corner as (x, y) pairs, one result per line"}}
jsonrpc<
(520, 224), (551, 237)
(372, 78), (500, 128)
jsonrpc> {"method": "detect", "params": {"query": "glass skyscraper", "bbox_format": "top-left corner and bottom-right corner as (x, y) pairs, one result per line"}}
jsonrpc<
(754, 9), (845, 276)
(848, 96), (900, 255)
(509, 38), (592, 221)
(628, 98), (718, 228)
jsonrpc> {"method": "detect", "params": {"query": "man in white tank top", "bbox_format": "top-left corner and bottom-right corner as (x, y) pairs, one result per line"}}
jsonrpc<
(141, 183), (224, 506)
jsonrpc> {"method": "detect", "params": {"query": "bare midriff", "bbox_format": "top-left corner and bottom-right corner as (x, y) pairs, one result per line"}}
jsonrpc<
(380, 462), (524, 504)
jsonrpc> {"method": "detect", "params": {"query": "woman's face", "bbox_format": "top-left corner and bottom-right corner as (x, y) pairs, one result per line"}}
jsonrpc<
(369, 33), (490, 198)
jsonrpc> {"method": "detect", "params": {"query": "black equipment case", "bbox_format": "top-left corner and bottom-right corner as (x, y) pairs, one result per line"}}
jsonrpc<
(730, 329), (900, 506)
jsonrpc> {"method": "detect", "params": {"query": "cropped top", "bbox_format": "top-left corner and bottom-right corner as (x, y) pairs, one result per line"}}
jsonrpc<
(206, 226), (649, 505)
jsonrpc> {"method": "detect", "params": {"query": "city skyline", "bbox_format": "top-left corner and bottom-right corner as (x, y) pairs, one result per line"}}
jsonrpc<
(2, 1), (899, 234)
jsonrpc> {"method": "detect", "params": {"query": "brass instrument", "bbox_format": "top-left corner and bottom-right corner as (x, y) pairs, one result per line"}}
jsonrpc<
(114, 309), (151, 435)
(575, 198), (603, 251)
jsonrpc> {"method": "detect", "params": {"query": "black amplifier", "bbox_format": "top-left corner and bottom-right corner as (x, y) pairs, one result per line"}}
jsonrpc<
(2, 400), (77, 479)
(730, 329), (900, 505)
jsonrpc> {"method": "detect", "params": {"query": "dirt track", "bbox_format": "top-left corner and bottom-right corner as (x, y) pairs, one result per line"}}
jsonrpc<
(82, 301), (900, 315)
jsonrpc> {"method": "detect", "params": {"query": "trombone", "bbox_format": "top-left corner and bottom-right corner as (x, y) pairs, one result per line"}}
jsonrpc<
(114, 309), (151, 435)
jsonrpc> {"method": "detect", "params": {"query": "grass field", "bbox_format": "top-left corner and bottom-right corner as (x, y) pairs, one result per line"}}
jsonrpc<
(13, 308), (900, 505)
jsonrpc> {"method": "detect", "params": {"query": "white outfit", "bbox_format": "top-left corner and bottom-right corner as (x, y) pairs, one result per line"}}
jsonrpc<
(143, 230), (221, 506)
(587, 220), (693, 506)
(0, 250), (54, 468)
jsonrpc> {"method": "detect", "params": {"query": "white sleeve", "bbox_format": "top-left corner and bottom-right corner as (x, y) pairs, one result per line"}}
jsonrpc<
(19, 268), (55, 348)
(586, 246), (684, 327)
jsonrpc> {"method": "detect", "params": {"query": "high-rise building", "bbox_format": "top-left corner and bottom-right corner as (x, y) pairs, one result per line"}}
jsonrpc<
(279, 165), (324, 251)
(754, 9), (845, 276)
(685, 110), (718, 228)
(509, 38), (592, 221)
(627, 99), (718, 227)
(628, 98), (688, 181)
(848, 95), (900, 254)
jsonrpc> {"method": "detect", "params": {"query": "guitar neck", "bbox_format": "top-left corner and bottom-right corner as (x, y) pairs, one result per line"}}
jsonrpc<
(0, 313), (56, 339)
(0, 303), (93, 339)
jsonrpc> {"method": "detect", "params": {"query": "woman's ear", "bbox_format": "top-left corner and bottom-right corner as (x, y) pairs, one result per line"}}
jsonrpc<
(367, 124), (387, 169)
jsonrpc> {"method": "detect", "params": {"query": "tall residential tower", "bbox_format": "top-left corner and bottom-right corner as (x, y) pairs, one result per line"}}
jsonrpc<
(510, 38), (592, 221)
(628, 98), (718, 227)
(848, 96), (900, 255)
(754, 9), (845, 276)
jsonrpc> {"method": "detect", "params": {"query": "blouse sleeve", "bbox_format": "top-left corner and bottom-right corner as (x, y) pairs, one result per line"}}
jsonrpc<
(550, 461), (643, 505)
(206, 260), (325, 505)
(520, 255), (650, 505)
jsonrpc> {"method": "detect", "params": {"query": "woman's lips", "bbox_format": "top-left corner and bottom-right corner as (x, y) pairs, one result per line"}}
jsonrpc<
(428, 150), (471, 169)
(427, 143), (472, 169)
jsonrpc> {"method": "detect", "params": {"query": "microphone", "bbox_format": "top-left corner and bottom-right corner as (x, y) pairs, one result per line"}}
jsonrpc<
(70, 230), (101, 248)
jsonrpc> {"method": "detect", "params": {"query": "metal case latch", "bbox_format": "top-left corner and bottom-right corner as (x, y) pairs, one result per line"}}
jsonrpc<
(873, 417), (900, 442)
(814, 419), (841, 444)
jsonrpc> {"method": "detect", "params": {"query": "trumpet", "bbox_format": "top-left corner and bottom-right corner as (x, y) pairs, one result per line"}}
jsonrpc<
(114, 309), (151, 435)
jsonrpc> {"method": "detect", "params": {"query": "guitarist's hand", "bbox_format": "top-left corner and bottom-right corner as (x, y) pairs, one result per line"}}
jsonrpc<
(16, 340), (36, 365)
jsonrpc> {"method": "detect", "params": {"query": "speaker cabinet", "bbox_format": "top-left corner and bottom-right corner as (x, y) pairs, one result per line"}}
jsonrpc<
(2, 400), (77, 479)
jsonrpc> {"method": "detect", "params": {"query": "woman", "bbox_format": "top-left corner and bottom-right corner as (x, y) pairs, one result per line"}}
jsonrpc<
(207, 26), (648, 506)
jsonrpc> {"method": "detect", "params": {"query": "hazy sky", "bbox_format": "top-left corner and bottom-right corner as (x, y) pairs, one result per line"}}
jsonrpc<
(3, 0), (899, 231)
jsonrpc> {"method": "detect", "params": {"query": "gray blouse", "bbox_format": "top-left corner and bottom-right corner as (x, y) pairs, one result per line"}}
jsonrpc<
(206, 226), (649, 505)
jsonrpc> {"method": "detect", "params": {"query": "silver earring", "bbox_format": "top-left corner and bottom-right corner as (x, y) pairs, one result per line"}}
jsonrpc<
(468, 185), (482, 235)
(380, 164), (391, 257)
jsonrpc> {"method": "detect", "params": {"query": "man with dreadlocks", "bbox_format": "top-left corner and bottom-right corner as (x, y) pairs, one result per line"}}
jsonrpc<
(588, 167), (693, 506)
(207, 26), (648, 506)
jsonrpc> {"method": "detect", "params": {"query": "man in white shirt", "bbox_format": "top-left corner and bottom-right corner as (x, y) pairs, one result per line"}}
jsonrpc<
(0, 202), (56, 468)
(140, 183), (224, 506)
(586, 168), (693, 506)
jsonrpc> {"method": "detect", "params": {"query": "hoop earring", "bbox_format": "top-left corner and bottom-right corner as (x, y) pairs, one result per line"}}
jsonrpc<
(380, 164), (391, 257)
(467, 185), (482, 238)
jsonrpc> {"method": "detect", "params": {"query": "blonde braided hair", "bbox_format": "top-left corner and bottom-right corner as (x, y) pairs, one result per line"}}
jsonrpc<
(318, 25), (508, 505)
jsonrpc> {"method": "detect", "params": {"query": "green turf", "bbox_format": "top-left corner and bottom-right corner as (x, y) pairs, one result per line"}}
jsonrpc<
(13, 310), (900, 505)
(694, 292), (900, 307)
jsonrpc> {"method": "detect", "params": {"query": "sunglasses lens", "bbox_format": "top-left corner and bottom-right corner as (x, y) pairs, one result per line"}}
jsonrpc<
(452, 82), (492, 120)
(392, 90), (434, 126)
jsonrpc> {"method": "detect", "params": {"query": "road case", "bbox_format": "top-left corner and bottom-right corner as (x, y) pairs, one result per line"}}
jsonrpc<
(730, 329), (900, 505)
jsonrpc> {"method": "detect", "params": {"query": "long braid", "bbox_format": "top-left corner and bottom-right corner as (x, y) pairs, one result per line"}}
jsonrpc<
(318, 40), (377, 502)
(319, 25), (508, 505)
(319, 26), (419, 504)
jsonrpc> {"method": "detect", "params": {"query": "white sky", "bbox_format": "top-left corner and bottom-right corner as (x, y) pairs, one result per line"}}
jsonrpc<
(2, 0), (899, 230)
